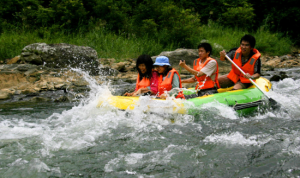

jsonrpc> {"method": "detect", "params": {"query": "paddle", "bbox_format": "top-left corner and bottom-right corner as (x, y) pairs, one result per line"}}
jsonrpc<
(224, 54), (280, 109)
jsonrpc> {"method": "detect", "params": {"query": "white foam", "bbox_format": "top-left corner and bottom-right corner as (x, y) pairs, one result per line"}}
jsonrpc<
(204, 132), (271, 146)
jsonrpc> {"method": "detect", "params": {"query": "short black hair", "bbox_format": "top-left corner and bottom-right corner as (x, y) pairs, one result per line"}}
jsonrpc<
(136, 54), (153, 80)
(240, 34), (256, 48)
(197, 43), (212, 56)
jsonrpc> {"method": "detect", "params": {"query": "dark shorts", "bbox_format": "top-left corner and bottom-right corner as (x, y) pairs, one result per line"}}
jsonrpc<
(197, 88), (218, 96)
(184, 87), (218, 99)
(218, 74), (252, 89)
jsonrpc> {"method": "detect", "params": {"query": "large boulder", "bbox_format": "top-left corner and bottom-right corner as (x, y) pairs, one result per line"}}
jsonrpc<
(153, 48), (198, 68)
(153, 48), (230, 74)
(20, 43), (99, 75)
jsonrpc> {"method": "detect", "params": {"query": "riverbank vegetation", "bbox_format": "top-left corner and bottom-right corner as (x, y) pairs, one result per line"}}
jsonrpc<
(0, 0), (298, 62)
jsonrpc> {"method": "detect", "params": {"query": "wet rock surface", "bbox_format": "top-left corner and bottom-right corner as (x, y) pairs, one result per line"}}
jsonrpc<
(1, 45), (300, 105)
(19, 43), (99, 74)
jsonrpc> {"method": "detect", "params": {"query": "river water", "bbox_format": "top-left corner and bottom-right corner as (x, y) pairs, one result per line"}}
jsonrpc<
(0, 68), (300, 178)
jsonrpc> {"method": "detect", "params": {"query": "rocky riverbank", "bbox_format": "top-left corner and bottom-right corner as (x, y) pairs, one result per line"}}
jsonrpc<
(1, 43), (299, 104)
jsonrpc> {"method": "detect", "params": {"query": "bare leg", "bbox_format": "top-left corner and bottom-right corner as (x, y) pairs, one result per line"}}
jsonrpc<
(218, 74), (234, 88)
(233, 81), (252, 90)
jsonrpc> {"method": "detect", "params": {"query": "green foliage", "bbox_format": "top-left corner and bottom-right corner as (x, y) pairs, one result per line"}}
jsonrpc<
(0, 0), (297, 62)
(195, 21), (292, 57)
(131, 1), (201, 48)
(0, 28), (173, 62)
(221, 5), (255, 29)
(256, 0), (300, 45)
(48, 0), (88, 29)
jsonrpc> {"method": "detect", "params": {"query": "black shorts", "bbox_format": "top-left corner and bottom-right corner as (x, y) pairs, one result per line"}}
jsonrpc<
(184, 87), (218, 99)
(197, 87), (218, 96)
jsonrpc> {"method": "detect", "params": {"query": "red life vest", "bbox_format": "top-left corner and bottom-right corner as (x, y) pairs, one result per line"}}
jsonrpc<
(135, 73), (151, 90)
(157, 69), (182, 96)
(228, 47), (261, 83)
(193, 57), (220, 89)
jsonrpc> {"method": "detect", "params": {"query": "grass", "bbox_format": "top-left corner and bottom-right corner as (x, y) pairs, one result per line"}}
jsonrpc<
(193, 21), (293, 56)
(0, 28), (174, 62)
(0, 23), (293, 63)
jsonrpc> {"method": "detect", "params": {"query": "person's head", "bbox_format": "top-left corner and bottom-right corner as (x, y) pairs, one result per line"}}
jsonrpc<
(153, 56), (172, 75)
(240, 34), (256, 56)
(240, 34), (256, 48)
(136, 54), (153, 79)
(197, 43), (212, 60)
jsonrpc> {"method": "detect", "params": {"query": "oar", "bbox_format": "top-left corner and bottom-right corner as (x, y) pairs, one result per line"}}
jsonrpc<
(224, 54), (280, 109)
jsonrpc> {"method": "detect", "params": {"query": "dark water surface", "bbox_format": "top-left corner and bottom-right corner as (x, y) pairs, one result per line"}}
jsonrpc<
(1, 68), (300, 178)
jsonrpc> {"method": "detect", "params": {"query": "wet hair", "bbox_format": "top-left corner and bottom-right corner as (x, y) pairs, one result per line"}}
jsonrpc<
(197, 43), (212, 56)
(240, 34), (256, 48)
(136, 54), (153, 80)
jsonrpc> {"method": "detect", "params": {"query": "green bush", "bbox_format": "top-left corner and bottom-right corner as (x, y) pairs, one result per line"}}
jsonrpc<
(221, 6), (255, 29)
(131, 1), (201, 48)
(0, 0), (295, 61)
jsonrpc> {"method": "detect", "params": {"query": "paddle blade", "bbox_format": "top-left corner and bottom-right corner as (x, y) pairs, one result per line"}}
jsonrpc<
(269, 98), (281, 110)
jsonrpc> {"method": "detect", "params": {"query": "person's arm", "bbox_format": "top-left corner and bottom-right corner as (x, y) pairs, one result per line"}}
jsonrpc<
(171, 73), (180, 89)
(124, 92), (133, 96)
(181, 77), (197, 83)
(244, 58), (261, 80)
(179, 60), (199, 76)
(220, 49), (236, 61)
(220, 50), (226, 61)
(244, 73), (260, 80)
(200, 60), (217, 77)
(179, 60), (206, 77)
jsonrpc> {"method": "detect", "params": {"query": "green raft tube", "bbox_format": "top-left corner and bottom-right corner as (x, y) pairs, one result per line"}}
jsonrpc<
(97, 77), (272, 115)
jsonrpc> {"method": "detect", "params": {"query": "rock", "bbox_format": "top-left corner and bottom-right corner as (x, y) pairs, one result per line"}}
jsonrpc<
(22, 53), (43, 65)
(0, 90), (12, 100)
(99, 58), (116, 66)
(20, 43), (99, 75)
(21, 88), (39, 96)
(263, 57), (281, 68)
(6, 56), (21, 64)
(99, 67), (119, 76)
(1, 46), (299, 103)
(154, 48), (199, 68)
(29, 97), (50, 102)
(54, 83), (66, 89)
(269, 72), (288, 81)
(54, 96), (70, 102)
(17, 64), (38, 72)
(270, 75), (281, 81)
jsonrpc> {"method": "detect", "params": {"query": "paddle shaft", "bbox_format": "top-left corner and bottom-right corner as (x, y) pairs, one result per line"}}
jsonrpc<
(224, 54), (272, 99)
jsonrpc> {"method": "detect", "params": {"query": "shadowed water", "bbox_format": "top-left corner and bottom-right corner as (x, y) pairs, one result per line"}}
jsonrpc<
(0, 68), (300, 178)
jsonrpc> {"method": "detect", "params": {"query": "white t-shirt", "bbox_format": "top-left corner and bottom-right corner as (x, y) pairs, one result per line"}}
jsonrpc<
(193, 60), (217, 80)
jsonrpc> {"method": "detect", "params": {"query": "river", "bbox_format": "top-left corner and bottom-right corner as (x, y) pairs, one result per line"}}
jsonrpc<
(0, 68), (300, 178)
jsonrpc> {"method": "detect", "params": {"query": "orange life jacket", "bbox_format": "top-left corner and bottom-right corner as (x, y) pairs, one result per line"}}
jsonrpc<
(135, 73), (151, 90)
(193, 57), (220, 89)
(157, 69), (182, 96)
(227, 47), (261, 83)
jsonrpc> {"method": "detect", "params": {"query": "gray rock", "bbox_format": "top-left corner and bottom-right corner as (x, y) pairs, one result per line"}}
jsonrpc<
(153, 48), (199, 68)
(20, 43), (99, 75)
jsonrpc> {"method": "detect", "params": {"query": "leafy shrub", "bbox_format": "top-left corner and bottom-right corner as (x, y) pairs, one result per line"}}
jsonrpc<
(220, 1), (255, 30)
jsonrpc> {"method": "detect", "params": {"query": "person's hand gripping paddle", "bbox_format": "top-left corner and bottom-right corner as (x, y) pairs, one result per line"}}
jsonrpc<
(225, 54), (280, 110)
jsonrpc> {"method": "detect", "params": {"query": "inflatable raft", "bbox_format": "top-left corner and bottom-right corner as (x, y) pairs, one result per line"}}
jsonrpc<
(97, 77), (272, 115)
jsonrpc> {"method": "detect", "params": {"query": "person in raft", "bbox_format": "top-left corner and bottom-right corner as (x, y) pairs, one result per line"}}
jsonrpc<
(153, 56), (183, 99)
(124, 54), (158, 96)
(218, 34), (261, 90)
(179, 42), (220, 97)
